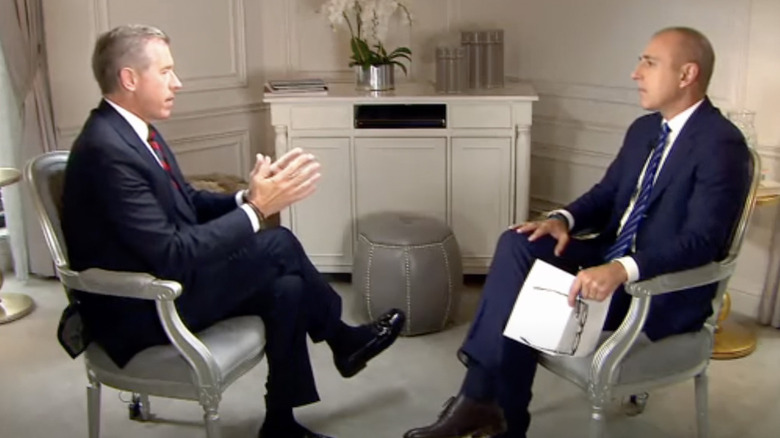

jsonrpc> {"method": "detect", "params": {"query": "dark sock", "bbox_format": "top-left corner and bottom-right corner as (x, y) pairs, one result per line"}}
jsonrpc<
(262, 403), (295, 431)
(326, 321), (373, 356)
(461, 363), (497, 402)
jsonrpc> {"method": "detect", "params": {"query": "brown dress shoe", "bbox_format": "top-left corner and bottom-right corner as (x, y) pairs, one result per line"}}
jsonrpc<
(404, 394), (507, 438)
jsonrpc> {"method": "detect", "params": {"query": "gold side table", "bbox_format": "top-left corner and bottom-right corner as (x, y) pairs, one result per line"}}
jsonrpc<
(712, 192), (779, 359)
(0, 168), (35, 324)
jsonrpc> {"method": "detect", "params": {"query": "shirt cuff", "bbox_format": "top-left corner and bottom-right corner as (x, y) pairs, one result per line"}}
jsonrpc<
(614, 256), (640, 283)
(549, 209), (575, 231)
(235, 190), (246, 207)
(240, 204), (261, 232)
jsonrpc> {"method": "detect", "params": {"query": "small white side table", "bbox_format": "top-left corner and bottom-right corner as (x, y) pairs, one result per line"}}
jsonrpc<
(0, 168), (35, 324)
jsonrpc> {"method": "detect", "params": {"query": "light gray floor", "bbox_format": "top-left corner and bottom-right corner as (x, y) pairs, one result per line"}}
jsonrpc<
(1, 275), (779, 438)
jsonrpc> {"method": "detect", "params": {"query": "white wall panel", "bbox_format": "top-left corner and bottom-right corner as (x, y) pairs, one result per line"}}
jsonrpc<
(42, 0), (780, 317)
(98, 0), (248, 92)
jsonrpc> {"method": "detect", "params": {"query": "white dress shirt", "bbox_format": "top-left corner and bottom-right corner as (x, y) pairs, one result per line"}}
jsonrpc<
(104, 99), (260, 231)
(553, 99), (704, 282)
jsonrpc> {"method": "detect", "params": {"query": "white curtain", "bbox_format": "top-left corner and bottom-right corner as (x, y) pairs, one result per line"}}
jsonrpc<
(0, 0), (58, 278)
(0, 21), (25, 279)
(759, 217), (780, 328)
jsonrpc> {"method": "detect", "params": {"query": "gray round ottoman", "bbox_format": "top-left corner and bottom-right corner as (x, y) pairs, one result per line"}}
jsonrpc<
(353, 213), (463, 336)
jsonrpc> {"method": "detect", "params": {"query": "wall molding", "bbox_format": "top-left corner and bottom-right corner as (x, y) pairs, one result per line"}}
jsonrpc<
(532, 141), (613, 165)
(168, 128), (251, 175)
(57, 102), (267, 140)
(528, 78), (730, 109)
(169, 101), (266, 121)
(729, 0), (754, 107)
(93, 0), (248, 93)
(530, 79), (640, 107)
(756, 145), (780, 159)
(533, 115), (627, 135)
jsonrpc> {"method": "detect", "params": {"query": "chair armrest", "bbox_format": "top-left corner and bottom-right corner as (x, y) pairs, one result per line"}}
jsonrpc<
(588, 260), (733, 394)
(57, 267), (182, 301)
(588, 294), (651, 396)
(156, 300), (223, 390)
(624, 261), (735, 298)
(58, 266), (223, 388)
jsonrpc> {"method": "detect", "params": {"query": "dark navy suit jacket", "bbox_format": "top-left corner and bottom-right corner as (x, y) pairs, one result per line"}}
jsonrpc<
(565, 98), (751, 340)
(62, 100), (256, 366)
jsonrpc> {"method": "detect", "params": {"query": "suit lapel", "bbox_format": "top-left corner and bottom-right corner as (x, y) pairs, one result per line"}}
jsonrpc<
(97, 102), (197, 223)
(152, 131), (197, 212)
(647, 99), (713, 206)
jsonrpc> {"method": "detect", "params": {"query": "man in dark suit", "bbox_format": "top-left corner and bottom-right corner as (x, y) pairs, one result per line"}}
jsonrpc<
(404, 27), (751, 438)
(62, 24), (404, 438)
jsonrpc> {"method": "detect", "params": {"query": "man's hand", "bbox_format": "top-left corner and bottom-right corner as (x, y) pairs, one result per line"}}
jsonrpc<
(245, 149), (321, 216)
(512, 218), (570, 256)
(567, 262), (628, 306)
(267, 147), (307, 176)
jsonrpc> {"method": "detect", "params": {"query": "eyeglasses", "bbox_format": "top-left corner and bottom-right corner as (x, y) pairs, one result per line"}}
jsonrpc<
(518, 286), (589, 355)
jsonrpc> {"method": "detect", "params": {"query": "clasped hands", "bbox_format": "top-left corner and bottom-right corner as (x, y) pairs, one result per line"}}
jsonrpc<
(512, 218), (628, 307)
(244, 148), (321, 217)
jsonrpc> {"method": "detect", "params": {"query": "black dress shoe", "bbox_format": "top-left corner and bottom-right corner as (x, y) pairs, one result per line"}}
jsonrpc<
(403, 394), (507, 438)
(334, 308), (405, 378)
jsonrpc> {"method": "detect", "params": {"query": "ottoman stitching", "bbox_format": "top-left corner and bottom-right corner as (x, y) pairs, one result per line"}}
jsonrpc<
(404, 245), (412, 336)
(440, 237), (455, 330)
(364, 240), (375, 322)
(363, 242), (445, 250)
(357, 230), (461, 336)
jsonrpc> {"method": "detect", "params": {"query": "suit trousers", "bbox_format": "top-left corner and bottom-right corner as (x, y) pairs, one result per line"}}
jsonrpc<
(460, 230), (611, 436)
(175, 227), (343, 408)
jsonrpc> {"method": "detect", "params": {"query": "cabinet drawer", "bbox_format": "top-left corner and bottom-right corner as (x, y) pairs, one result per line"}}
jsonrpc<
(449, 104), (512, 128)
(291, 105), (352, 130)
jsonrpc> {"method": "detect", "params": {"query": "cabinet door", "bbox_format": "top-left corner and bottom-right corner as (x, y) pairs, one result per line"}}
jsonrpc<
(452, 137), (512, 273)
(354, 137), (447, 222)
(289, 137), (352, 272)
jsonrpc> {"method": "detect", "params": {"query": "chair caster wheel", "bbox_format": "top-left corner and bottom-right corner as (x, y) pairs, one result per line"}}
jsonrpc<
(128, 394), (151, 421)
(622, 392), (649, 417)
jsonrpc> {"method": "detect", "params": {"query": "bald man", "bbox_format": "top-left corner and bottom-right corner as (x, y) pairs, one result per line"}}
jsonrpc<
(403, 27), (750, 438)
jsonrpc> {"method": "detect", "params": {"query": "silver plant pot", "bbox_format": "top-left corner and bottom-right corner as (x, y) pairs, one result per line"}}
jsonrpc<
(355, 64), (395, 91)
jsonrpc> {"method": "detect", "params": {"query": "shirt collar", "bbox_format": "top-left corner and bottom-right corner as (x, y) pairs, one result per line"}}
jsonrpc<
(103, 98), (150, 143)
(664, 99), (704, 134)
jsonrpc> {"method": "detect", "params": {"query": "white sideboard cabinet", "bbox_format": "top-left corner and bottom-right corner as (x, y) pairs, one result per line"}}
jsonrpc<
(264, 82), (538, 274)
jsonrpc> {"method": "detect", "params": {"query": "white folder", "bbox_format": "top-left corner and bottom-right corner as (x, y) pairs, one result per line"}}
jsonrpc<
(503, 259), (610, 357)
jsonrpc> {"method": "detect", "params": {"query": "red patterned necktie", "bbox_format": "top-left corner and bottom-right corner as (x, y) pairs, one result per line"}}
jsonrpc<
(147, 126), (179, 189)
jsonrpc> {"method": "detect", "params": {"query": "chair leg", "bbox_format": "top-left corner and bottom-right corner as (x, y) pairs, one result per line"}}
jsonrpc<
(86, 373), (102, 438)
(201, 394), (222, 438)
(695, 371), (709, 438)
(589, 403), (607, 438)
(203, 407), (221, 438)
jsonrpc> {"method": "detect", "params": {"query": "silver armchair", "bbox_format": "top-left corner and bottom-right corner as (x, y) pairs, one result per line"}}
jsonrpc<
(25, 151), (266, 438)
(538, 147), (761, 438)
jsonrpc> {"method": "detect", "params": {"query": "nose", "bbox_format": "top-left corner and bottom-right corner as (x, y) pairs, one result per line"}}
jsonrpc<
(631, 64), (641, 81)
(171, 72), (183, 90)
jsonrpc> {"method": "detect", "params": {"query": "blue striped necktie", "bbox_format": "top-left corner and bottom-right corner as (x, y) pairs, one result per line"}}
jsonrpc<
(603, 123), (671, 261)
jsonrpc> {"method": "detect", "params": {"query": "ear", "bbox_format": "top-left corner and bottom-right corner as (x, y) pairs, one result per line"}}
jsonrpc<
(118, 67), (138, 92)
(679, 62), (699, 88)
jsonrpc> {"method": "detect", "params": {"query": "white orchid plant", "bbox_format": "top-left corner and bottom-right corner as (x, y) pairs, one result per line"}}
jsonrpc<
(321, 0), (413, 75)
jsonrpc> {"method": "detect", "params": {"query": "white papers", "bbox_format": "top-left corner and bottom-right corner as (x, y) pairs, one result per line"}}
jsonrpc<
(503, 259), (610, 357)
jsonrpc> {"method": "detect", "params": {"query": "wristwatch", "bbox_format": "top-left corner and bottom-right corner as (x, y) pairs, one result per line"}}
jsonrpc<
(242, 190), (267, 230)
(547, 212), (570, 229)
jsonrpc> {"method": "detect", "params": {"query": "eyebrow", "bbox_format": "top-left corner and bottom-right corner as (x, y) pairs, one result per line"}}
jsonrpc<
(639, 54), (660, 62)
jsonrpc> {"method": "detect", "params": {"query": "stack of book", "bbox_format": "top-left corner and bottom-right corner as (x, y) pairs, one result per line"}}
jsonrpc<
(264, 79), (328, 96)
